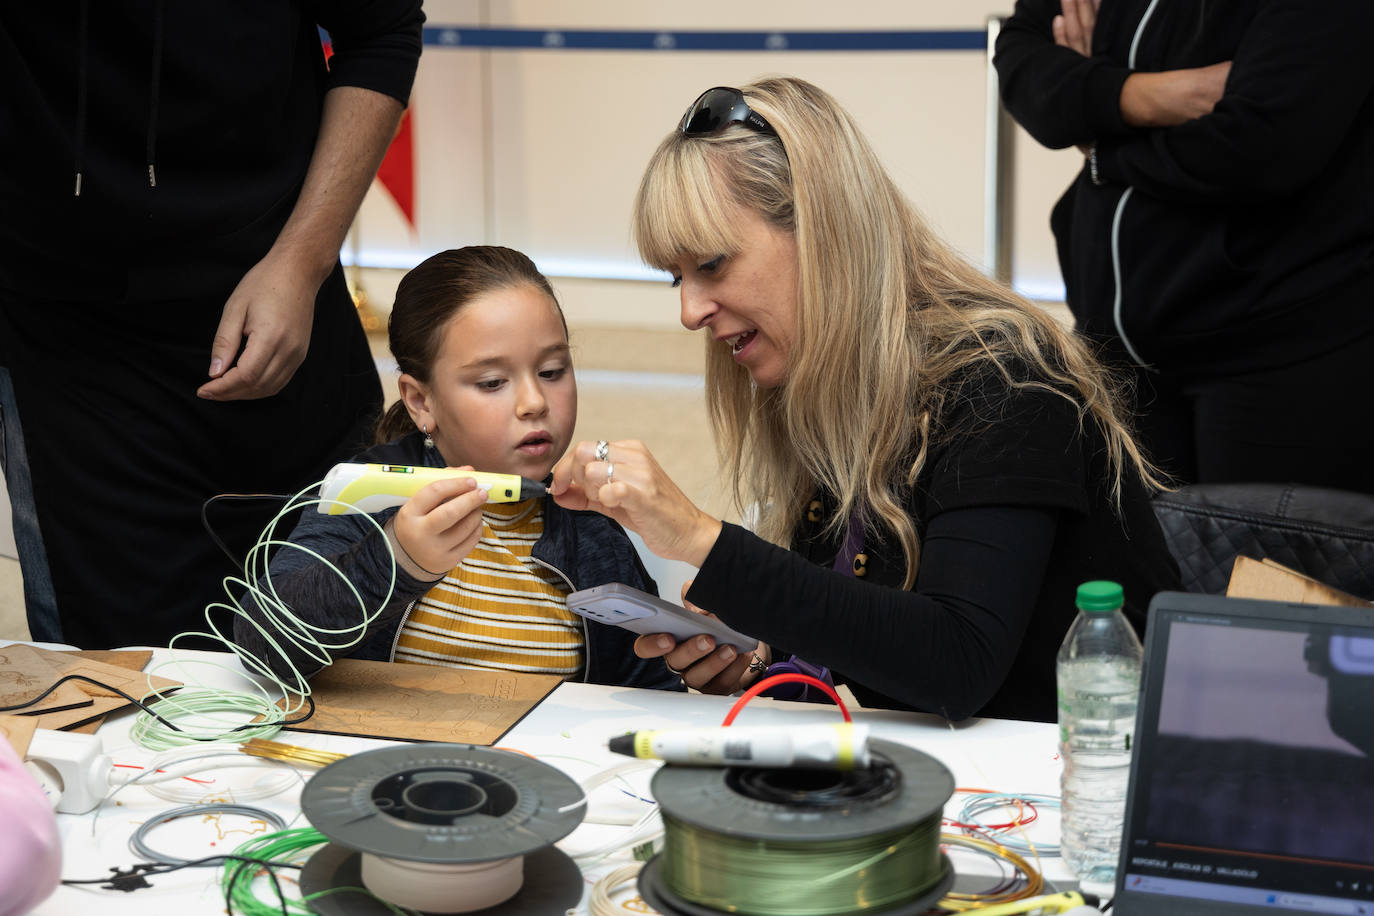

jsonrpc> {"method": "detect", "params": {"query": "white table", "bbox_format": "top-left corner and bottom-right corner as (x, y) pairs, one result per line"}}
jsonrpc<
(29, 648), (1070, 914)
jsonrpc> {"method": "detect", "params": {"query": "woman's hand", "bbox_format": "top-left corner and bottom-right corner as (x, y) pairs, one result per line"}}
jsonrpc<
(1052, 0), (1099, 58)
(387, 469), (489, 579)
(551, 439), (722, 567)
(632, 584), (767, 693)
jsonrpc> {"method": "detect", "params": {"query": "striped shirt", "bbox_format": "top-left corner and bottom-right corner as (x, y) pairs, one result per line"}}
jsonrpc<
(393, 501), (585, 677)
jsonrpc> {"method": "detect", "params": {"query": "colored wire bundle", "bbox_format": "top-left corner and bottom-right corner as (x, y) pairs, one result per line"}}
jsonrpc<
(938, 833), (1046, 912)
(956, 792), (1061, 857)
(220, 827), (418, 916)
(131, 483), (400, 749)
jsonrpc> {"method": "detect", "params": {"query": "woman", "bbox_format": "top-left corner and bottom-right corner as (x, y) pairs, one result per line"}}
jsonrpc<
(552, 77), (1179, 722)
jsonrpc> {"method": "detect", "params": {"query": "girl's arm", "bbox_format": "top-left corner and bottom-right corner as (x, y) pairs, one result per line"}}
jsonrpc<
(231, 507), (436, 680)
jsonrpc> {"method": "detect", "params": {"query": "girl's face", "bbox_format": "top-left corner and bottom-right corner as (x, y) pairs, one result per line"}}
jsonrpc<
(400, 285), (576, 481)
(668, 205), (799, 390)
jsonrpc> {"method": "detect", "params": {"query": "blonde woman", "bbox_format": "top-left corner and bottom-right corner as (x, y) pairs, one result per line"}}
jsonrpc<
(552, 77), (1179, 722)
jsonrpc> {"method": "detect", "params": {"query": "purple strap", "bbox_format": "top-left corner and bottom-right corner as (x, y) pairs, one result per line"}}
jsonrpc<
(831, 512), (865, 577)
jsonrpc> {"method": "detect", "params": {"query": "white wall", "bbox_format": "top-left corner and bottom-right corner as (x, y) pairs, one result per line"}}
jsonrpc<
(348, 0), (1083, 314)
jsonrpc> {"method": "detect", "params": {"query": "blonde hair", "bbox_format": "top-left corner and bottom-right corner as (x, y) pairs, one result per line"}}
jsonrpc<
(634, 76), (1160, 588)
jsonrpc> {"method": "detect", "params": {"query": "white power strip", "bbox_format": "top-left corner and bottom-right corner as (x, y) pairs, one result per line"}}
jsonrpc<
(25, 729), (111, 814)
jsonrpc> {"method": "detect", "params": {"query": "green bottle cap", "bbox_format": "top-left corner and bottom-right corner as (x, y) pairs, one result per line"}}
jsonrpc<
(1076, 580), (1124, 612)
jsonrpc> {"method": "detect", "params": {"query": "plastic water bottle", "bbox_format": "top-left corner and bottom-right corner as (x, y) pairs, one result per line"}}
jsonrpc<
(1057, 580), (1142, 892)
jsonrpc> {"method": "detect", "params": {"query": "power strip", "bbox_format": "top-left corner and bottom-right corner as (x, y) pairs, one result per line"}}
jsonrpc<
(25, 729), (111, 814)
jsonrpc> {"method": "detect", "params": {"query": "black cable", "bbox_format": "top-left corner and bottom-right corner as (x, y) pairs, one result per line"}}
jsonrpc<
(62, 854), (300, 916)
(0, 673), (315, 735)
(200, 492), (296, 567)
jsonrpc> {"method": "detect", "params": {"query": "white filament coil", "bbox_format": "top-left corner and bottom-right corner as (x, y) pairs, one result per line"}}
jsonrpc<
(360, 853), (524, 913)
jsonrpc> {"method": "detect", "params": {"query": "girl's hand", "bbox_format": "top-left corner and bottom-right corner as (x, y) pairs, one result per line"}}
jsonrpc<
(550, 440), (722, 567)
(387, 468), (490, 579)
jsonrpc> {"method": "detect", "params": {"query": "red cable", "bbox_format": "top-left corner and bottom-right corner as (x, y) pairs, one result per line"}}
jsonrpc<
(720, 673), (852, 726)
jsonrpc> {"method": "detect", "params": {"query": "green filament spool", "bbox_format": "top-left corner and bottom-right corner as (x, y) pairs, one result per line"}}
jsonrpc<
(640, 739), (955, 916)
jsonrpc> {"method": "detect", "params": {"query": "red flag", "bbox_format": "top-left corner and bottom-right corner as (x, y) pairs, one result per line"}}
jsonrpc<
(377, 109), (417, 231)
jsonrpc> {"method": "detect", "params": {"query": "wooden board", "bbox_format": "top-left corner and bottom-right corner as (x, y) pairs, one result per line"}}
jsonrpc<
(0, 645), (179, 731)
(0, 714), (38, 756)
(280, 658), (563, 745)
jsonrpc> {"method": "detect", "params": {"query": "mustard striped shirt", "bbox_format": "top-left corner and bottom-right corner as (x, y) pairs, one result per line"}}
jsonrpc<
(393, 501), (586, 677)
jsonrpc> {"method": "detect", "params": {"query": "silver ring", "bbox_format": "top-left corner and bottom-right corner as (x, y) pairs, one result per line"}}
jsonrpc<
(664, 660), (685, 676)
(747, 654), (768, 674)
(605, 461), (614, 484)
(594, 439), (609, 461)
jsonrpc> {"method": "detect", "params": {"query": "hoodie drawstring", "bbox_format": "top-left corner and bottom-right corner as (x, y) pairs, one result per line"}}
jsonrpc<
(73, 0), (89, 196)
(73, 0), (165, 196)
(146, 0), (165, 188)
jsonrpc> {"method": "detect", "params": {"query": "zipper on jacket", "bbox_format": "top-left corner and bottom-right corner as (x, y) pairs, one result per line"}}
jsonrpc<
(531, 556), (592, 684)
(1111, 0), (1164, 370)
(388, 599), (419, 662)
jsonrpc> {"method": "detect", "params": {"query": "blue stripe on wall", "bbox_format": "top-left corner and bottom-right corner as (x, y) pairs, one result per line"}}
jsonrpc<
(420, 26), (985, 52)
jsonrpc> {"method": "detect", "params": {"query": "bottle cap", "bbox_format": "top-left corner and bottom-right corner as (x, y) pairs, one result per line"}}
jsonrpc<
(1076, 580), (1124, 612)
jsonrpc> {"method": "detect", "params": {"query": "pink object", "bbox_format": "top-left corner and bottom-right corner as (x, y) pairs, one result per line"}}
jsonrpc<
(0, 740), (61, 915)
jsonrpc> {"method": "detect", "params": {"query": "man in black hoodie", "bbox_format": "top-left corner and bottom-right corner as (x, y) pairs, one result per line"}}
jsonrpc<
(995, 0), (1374, 493)
(0, 1), (423, 647)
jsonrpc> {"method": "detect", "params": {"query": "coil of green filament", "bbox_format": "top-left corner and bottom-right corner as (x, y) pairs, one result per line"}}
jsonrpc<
(659, 809), (945, 915)
(643, 738), (955, 916)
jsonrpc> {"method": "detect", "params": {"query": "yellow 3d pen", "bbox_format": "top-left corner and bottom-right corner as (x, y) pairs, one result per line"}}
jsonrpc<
(317, 463), (548, 515)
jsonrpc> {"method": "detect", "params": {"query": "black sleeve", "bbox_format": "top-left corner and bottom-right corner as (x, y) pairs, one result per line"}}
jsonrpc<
(230, 505), (437, 681)
(994, 0), (1134, 149)
(687, 506), (1057, 721)
(1094, 0), (1374, 201)
(311, 0), (425, 104)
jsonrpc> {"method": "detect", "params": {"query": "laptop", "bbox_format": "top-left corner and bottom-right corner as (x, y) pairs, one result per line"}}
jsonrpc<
(1114, 592), (1374, 916)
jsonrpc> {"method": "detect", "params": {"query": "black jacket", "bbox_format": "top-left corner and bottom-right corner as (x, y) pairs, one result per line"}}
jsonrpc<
(685, 367), (1179, 723)
(231, 432), (684, 692)
(0, 0), (423, 302)
(995, 0), (1374, 375)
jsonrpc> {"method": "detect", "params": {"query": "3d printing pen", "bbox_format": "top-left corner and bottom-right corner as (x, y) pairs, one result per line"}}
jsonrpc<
(608, 722), (871, 770)
(317, 462), (549, 515)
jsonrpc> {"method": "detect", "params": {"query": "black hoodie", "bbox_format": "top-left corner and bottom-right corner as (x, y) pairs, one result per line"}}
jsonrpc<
(0, 0), (423, 304)
(995, 0), (1374, 375)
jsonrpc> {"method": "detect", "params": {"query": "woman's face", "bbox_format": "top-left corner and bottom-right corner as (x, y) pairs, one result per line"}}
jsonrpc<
(400, 285), (576, 481)
(669, 206), (799, 390)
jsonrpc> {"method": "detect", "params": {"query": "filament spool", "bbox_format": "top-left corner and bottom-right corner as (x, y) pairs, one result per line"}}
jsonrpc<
(298, 744), (585, 915)
(639, 738), (955, 916)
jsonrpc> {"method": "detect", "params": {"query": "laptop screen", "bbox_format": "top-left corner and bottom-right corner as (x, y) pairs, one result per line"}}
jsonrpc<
(1115, 592), (1374, 916)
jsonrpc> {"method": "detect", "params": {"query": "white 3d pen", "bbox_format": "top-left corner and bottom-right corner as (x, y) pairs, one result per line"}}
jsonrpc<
(608, 723), (871, 770)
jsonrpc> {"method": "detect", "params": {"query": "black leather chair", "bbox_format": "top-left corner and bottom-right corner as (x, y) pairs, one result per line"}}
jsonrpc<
(1151, 483), (1374, 599)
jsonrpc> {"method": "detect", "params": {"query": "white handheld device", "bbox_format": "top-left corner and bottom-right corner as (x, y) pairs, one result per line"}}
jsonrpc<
(566, 583), (757, 653)
(317, 463), (548, 515)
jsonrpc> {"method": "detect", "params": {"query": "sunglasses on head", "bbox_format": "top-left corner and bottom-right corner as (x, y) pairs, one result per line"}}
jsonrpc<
(678, 87), (778, 139)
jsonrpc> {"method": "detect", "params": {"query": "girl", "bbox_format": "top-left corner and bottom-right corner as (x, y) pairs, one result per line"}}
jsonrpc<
(233, 247), (678, 691)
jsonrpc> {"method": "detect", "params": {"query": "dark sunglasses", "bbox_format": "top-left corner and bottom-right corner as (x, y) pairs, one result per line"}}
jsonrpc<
(678, 87), (778, 139)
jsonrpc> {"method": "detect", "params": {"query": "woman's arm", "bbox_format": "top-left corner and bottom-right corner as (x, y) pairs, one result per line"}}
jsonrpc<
(994, 0), (1134, 150)
(685, 506), (1058, 721)
(1093, 0), (1374, 202)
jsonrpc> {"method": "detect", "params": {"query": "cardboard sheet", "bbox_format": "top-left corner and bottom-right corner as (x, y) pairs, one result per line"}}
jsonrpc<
(0, 645), (179, 732)
(280, 658), (563, 745)
(1226, 556), (1374, 607)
